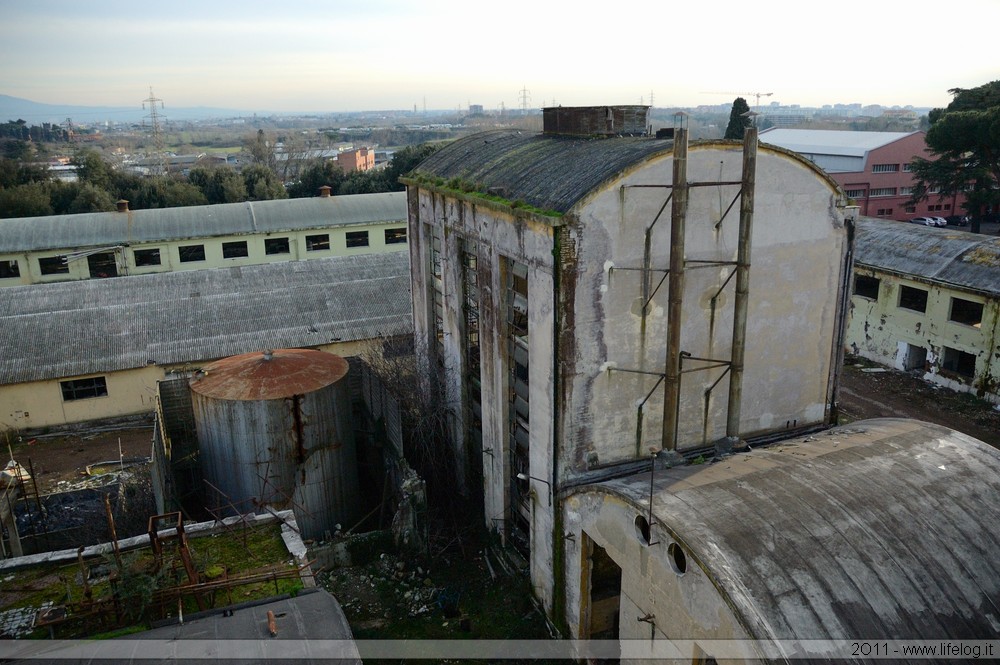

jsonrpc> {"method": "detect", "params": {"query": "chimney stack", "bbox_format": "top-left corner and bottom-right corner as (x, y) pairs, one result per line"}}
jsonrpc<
(116, 199), (129, 213)
(318, 186), (332, 198)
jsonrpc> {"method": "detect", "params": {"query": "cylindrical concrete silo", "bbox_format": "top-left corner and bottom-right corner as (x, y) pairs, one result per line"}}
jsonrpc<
(189, 348), (360, 541)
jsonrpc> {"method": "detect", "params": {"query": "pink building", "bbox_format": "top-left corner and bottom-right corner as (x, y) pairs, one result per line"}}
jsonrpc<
(336, 147), (375, 174)
(760, 129), (965, 222)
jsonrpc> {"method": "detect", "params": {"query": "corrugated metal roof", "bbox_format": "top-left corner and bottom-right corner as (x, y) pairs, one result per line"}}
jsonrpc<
(407, 129), (674, 214)
(594, 418), (1000, 643)
(855, 218), (1000, 296)
(0, 253), (412, 385)
(760, 128), (917, 157)
(0, 191), (407, 253)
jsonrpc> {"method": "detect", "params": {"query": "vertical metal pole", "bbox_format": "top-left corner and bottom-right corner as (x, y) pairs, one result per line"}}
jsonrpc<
(726, 127), (758, 439)
(662, 128), (688, 451)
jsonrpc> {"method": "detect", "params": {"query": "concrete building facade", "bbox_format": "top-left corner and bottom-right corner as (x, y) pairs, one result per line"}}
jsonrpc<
(402, 109), (856, 620)
(846, 218), (1000, 404)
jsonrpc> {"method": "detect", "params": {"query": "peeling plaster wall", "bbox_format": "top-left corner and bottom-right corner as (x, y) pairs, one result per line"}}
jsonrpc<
(564, 145), (847, 475)
(562, 490), (757, 662)
(846, 271), (1000, 403)
(408, 186), (560, 612)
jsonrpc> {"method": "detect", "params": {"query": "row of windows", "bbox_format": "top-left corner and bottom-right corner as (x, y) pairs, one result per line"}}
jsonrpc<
(13, 227), (408, 277)
(870, 163), (913, 173)
(854, 275), (984, 326)
(870, 187), (897, 197)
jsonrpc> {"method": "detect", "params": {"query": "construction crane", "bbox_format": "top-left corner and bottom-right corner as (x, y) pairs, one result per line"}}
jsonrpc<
(702, 91), (774, 111)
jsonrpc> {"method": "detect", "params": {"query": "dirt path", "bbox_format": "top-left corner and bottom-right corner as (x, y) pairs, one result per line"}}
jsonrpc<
(837, 357), (1000, 449)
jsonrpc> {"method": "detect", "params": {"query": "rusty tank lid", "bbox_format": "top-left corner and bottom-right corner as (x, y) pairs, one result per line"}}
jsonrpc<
(189, 348), (349, 401)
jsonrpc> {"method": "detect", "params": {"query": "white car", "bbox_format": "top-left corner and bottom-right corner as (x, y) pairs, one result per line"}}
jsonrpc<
(910, 216), (937, 226)
(930, 216), (948, 227)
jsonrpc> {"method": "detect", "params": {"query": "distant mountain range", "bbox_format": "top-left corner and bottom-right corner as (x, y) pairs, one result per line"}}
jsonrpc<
(0, 94), (251, 125)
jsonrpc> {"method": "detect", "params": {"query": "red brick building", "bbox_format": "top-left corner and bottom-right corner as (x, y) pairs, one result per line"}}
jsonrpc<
(760, 129), (965, 222)
(336, 147), (375, 174)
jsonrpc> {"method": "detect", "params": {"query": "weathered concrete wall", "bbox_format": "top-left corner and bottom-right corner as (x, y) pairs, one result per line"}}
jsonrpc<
(563, 143), (848, 476)
(846, 270), (1000, 403)
(562, 489), (757, 661)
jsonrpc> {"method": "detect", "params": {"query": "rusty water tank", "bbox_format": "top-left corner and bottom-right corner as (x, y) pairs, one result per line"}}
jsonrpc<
(189, 348), (360, 540)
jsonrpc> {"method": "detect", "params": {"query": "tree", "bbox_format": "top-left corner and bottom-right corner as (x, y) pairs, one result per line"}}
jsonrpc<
(381, 143), (441, 191)
(242, 164), (287, 201)
(72, 148), (113, 191)
(286, 159), (346, 198)
(724, 97), (752, 140)
(242, 129), (279, 173)
(909, 80), (1000, 233)
(188, 166), (246, 204)
(0, 182), (53, 218)
(66, 182), (117, 214)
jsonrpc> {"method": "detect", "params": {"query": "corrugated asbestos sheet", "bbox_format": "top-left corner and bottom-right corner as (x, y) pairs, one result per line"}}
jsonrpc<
(855, 218), (1000, 296)
(0, 191), (407, 253)
(409, 129), (673, 214)
(0, 253), (412, 385)
(599, 418), (1000, 644)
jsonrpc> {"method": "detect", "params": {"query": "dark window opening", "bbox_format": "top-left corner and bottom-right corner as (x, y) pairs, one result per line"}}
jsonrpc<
(39, 256), (69, 275)
(0, 259), (20, 279)
(222, 240), (249, 259)
(854, 274), (880, 300)
(306, 234), (330, 251)
(898, 285), (928, 313)
(265, 237), (290, 255)
(61, 376), (108, 401)
(384, 228), (407, 244)
(942, 347), (976, 379)
(346, 230), (370, 248)
(949, 297), (983, 327)
(133, 248), (161, 267)
(179, 244), (206, 263)
(87, 251), (118, 278)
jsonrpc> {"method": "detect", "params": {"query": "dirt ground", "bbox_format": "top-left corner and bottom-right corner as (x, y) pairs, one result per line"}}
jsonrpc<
(4, 425), (155, 494)
(837, 355), (1000, 449)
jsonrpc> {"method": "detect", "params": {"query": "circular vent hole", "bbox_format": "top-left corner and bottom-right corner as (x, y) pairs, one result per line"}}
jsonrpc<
(634, 514), (652, 545)
(668, 542), (687, 575)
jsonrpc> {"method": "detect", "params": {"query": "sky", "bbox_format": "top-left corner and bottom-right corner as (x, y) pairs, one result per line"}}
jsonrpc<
(1, 0), (998, 115)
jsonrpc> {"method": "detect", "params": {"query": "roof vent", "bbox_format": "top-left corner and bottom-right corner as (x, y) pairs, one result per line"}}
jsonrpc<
(542, 105), (650, 137)
(318, 185), (332, 198)
(116, 199), (129, 213)
(263, 349), (274, 361)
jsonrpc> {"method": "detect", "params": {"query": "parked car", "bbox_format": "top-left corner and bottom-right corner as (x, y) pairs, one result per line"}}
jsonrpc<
(945, 215), (970, 226)
(930, 216), (948, 227)
(910, 216), (937, 226)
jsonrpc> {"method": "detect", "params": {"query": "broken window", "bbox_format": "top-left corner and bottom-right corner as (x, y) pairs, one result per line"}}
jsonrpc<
(506, 257), (530, 554)
(178, 244), (206, 263)
(429, 224), (445, 369)
(133, 248), (161, 266)
(853, 274), (880, 300)
(306, 234), (330, 251)
(39, 256), (69, 275)
(898, 285), (928, 313)
(384, 228), (407, 245)
(461, 241), (483, 488)
(0, 259), (20, 279)
(949, 297), (983, 327)
(87, 251), (118, 278)
(60, 376), (108, 401)
(222, 240), (249, 259)
(941, 346), (976, 379)
(265, 237), (290, 255)
(346, 230), (369, 248)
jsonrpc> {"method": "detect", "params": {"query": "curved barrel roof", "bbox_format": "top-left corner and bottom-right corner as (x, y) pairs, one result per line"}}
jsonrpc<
(406, 129), (674, 214)
(586, 418), (1000, 643)
(0, 191), (407, 253)
(855, 218), (1000, 297)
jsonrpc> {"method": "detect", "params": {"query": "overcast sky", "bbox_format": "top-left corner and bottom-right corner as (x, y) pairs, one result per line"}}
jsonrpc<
(2, 0), (997, 114)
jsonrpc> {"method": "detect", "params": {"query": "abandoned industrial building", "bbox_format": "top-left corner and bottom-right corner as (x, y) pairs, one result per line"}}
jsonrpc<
(0, 190), (407, 286)
(3, 103), (1000, 658)
(401, 105), (1000, 656)
(0, 251), (411, 432)
(846, 218), (1000, 403)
